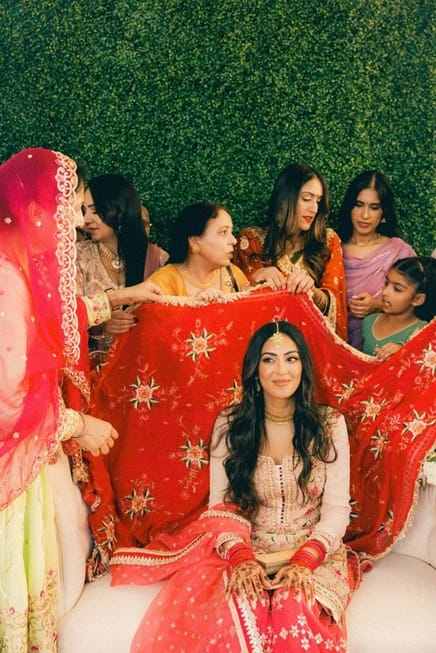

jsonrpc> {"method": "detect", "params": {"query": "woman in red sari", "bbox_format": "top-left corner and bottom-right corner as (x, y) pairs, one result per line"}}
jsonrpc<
(234, 163), (348, 340)
(111, 321), (358, 652)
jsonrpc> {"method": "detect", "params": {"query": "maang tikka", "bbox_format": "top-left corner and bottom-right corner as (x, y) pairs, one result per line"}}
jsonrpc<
(269, 320), (284, 348)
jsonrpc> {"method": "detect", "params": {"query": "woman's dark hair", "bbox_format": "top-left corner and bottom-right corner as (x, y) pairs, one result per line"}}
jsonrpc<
(390, 256), (436, 321)
(223, 321), (336, 520)
(74, 161), (86, 190)
(87, 174), (148, 286)
(168, 201), (226, 263)
(262, 162), (331, 284)
(337, 170), (400, 243)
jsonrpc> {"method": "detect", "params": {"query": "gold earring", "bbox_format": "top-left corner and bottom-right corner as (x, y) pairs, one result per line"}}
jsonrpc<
(191, 244), (200, 255)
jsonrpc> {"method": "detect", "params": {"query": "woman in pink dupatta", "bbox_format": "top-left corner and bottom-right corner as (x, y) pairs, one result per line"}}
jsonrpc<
(337, 170), (416, 349)
(0, 148), (121, 650)
(111, 321), (358, 652)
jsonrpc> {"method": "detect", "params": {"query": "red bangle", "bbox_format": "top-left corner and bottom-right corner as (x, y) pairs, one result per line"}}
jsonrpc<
(289, 539), (327, 571)
(226, 543), (256, 568)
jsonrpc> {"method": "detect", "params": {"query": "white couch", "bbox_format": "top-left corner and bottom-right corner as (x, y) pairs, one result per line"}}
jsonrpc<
(51, 451), (436, 653)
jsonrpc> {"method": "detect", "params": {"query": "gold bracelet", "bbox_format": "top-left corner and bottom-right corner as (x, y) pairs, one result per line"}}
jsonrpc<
(71, 412), (87, 439)
(58, 408), (81, 441)
(104, 287), (123, 311)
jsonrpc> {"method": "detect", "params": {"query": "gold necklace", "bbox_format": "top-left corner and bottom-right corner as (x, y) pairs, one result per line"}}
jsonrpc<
(180, 266), (219, 289)
(264, 411), (294, 424)
(98, 242), (125, 270)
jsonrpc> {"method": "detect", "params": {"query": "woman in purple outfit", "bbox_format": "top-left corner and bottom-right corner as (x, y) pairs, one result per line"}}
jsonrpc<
(337, 170), (416, 349)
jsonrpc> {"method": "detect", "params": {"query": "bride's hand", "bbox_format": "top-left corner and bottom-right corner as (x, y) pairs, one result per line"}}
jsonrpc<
(225, 561), (268, 606)
(270, 564), (315, 602)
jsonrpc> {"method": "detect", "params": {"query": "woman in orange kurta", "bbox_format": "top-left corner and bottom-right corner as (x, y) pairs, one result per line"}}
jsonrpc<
(234, 163), (348, 340)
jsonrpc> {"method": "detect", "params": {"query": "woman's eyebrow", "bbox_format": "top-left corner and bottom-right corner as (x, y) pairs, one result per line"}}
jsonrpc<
(261, 350), (298, 356)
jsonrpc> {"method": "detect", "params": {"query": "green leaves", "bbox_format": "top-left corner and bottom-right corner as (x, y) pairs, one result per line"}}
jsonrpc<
(0, 0), (433, 253)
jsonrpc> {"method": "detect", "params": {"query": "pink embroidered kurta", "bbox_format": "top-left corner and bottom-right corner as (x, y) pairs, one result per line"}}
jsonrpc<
(110, 409), (356, 652)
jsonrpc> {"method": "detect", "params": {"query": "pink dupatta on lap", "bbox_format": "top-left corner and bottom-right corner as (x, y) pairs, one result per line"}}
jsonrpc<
(111, 505), (349, 653)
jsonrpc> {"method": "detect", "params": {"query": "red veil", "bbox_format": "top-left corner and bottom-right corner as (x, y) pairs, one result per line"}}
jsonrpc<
(0, 148), (86, 510)
(81, 290), (435, 576)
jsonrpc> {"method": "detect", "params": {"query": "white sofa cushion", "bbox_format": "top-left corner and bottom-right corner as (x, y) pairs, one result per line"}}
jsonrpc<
(54, 454), (436, 652)
(58, 553), (436, 653)
(47, 449), (91, 617)
(392, 483), (436, 567)
(58, 574), (164, 653)
(347, 553), (436, 653)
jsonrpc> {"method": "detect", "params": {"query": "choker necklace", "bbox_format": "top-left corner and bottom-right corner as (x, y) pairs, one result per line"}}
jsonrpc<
(98, 242), (125, 270)
(264, 411), (294, 424)
(180, 266), (219, 289)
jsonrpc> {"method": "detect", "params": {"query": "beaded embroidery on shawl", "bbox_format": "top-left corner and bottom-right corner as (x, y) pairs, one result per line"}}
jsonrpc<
(53, 151), (81, 368)
(0, 568), (57, 652)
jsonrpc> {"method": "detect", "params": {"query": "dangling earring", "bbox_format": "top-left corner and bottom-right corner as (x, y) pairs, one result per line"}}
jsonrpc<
(255, 377), (261, 395)
(381, 217), (386, 223)
(191, 243), (200, 255)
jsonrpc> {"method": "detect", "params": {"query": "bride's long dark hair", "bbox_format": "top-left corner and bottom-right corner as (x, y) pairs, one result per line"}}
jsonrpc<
(223, 321), (336, 520)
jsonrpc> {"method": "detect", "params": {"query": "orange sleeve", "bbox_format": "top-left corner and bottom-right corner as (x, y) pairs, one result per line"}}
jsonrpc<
(234, 226), (266, 283)
(321, 230), (348, 341)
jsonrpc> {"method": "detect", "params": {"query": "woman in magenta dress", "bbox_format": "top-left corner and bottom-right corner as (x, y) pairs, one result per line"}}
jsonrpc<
(337, 170), (416, 349)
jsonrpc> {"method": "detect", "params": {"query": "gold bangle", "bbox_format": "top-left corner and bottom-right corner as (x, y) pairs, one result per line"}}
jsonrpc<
(104, 287), (122, 311)
(71, 412), (87, 439)
(313, 289), (326, 311)
(58, 408), (81, 441)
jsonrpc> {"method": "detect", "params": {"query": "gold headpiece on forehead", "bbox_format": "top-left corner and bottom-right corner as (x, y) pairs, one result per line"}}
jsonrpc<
(268, 320), (284, 348)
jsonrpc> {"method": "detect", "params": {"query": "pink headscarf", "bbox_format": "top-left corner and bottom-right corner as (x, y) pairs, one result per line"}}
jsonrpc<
(0, 147), (80, 509)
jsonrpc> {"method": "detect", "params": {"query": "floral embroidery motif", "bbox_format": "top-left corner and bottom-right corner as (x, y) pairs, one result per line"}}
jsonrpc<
(360, 396), (387, 421)
(336, 380), (356, 403)
(377, 510), (394, 537)
(185, 328), (216, 362)
(402, 410), (434, 441)
(417, 343), (435, 373)
(0, 569), (57, 652)
(125, 488), (155, 519)
(180, 438), (209, 469)
(349, 498), (359, 522)
(98, 513), (117, 549)
(129, 376), (160, 409)
(227, 379), (242, 404)
(369, 429), (389, 459)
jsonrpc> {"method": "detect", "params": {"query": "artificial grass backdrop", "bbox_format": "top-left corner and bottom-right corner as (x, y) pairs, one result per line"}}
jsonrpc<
(0, 0), (433, 252)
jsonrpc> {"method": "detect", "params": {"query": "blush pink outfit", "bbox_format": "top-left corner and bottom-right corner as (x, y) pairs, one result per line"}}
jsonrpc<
(110, 409), (358, 652)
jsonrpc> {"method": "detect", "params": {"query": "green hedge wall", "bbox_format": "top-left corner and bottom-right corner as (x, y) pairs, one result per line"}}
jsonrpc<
(0, 0), (434, 253)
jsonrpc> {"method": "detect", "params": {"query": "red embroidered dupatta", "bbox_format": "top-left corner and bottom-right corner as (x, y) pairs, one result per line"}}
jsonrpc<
(82, 290), (435, 576)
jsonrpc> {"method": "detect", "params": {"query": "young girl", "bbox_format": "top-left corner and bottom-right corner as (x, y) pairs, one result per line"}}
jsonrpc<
(362, 257), (435, 361)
